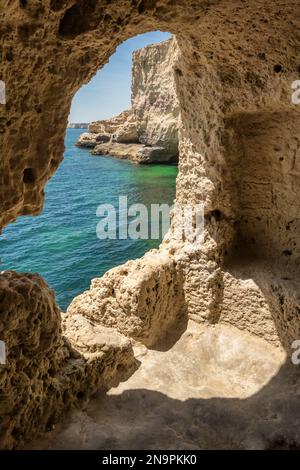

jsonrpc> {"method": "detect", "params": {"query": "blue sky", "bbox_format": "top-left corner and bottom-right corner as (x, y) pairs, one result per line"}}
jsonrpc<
(69, 31), (171, 123)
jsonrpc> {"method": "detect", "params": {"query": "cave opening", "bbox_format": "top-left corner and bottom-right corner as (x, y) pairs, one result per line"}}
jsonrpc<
(0, 31), (178, 311)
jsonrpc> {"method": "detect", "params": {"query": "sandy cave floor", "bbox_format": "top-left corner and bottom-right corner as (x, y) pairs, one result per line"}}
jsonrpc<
(29, 321), (300, 450)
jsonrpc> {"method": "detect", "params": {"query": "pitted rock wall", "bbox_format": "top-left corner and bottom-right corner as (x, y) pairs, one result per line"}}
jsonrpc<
(0, 271), (135, 449)
(67, 249), (187, 347)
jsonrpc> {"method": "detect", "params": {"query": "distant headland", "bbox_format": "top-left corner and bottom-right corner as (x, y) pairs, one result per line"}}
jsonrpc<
(67, 122), (89, 129)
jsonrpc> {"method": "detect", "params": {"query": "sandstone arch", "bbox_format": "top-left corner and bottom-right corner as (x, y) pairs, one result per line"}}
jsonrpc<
(0, 0), (299, 448)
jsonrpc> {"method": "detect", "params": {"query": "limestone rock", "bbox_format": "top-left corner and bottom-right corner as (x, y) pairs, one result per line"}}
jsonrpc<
(78, 39), (179, 162)
(87, 109), (138, 144)
(90, 141), (178, 164)
(91, 142), (145, 161)
(30, 322), (299, 451)
(76, 132), (98, 148)
(136, 145), (177, 163)
(132, 38), (180, 160)
(111, 111), (138, 144)
(0, 271), (135, 449)
(77, 131), (111, 148)
(67, 249), (186, 347)
(89, 110), (131, 134)
(0, 0), (299, 450)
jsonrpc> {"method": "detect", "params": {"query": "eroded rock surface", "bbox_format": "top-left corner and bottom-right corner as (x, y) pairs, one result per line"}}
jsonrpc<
(0, 271), (135, 449)
(0, 0), (299, 450)
(132, 38), (180, 160)
(89, 109), (138, 144)
(92, 141), (145, 161)
(29, 322), (300, 450)
(67, 249), (186, 347)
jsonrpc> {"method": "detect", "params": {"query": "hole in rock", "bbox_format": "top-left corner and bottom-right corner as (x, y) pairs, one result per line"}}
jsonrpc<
(58, 0), (98, 39)
(208, 209), (223, 222)
(50, 0), (66, 11)
(1, 31), (178, 311)
(5, 49), (13, 62)
(76, 391), (85, 400)
(282, 250), (292, 256)
(273, 64), (283, 73)
(23, 168), (36, 184)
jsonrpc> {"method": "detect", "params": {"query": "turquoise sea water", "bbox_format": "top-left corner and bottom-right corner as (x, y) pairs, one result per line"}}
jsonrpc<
(0, 129), (177, 310)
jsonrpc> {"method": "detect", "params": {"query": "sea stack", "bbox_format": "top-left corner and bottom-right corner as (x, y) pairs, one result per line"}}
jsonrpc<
(77, 38), (180, 164)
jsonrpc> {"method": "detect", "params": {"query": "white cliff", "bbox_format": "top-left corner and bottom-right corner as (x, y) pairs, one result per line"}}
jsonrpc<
(77, 38), (180, 164)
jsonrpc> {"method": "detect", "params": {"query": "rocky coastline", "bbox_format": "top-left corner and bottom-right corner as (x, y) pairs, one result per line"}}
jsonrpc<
(77, 39), (179, 164)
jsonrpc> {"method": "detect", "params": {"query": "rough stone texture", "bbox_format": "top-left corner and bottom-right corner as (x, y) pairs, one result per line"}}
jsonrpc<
(132, 38), (179, 159)
(67, 249), (186, 347)
(89, 109), (138, 144)
(0, 271), (135, 449)
(219, 259), (300, 349)
(28, 322), (300, 450)
(135, 144), (177, 163)
(0, 0), (300, 449)
(91, 141), (146, 161)
(76, 132), (107, 148)
(79, 38), (179, 162)
(90, 141), (177, 163)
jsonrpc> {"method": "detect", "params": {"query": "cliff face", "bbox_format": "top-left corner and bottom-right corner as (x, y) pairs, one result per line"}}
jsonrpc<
(78, 38), (180, 163)
(132, 38), (179, 159)
(89, 109), (138, 143)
